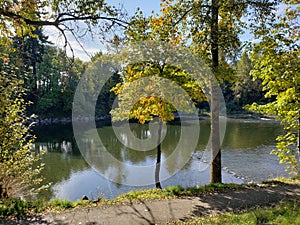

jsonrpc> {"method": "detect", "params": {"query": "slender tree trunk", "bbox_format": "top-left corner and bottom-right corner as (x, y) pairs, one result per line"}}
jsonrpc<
(32, 61), (37, 97)
(155, 118), (162, 189)
(210, 0), (222, 183)
(0, 182), (2, 198)
(298, 114), (300, 166)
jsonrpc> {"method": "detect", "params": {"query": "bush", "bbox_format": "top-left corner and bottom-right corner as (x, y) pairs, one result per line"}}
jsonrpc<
(0, 198), (40, 216)
(0, 62), (46, 198)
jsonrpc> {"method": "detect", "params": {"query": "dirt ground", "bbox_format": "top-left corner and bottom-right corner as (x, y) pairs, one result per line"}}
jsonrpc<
(1, 182), (300, 225)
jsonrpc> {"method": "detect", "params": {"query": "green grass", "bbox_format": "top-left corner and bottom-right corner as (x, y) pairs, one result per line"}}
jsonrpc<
(0, 183), (242, 216)
(0, 177), (298, 217)
(168, 200), (300, 225)
(0, 198), (46, 216)
(0, 198), (91, 217)
(176, 183), (247, 196)
(105, 183), (247, 205)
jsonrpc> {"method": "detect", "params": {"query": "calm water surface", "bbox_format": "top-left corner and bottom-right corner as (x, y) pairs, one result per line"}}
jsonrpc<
(33, 118), (288, 201)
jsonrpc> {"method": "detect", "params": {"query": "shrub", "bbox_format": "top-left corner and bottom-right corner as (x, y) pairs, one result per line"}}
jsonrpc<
(0, 62), (46, 198)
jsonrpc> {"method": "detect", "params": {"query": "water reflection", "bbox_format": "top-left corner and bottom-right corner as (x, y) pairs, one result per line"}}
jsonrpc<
(76, 119), (202, 186)
(33, 119), (288, 201)
(222, 119), (283, 148)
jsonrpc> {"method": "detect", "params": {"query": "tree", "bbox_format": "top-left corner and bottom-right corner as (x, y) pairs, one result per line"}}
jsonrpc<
(156, 0), (279, 183)
(34, 46), (85, 118)
(0, 60), (46, 198)
(111, 60), (204, 188)
(232, 51), (264, 108)
(8, 41), (86, 118)
(11, 27), (49, 104)
(247, 1), (300, 175)
(109, 12), (206, 188)
(91, 52), (122, 118)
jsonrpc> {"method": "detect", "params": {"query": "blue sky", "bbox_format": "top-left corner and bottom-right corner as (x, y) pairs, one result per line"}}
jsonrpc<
(113, 0), (161, 16)
(45, 1), (161, 61)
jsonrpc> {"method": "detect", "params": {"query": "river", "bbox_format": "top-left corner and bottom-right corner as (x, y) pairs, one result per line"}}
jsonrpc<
(33, 118), (289, 201)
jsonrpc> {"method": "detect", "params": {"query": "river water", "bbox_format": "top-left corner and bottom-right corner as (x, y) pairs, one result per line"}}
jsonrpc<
(33, 118), (288, 201)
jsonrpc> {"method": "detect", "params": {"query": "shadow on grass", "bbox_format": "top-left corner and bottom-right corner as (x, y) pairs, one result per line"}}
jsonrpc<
(190, 183), (300, 218)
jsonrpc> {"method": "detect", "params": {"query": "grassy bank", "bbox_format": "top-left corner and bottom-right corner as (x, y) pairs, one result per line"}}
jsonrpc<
(167, 200), (300, 225)
(0, 198), (92, 216)
(0, 177), (299, 221)
(0, 183), (228, 215)
(0, 183), (251, 217)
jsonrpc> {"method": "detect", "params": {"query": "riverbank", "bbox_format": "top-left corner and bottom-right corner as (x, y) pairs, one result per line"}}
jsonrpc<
(30, 111), (274, 126)
(1, 178), (299, 224)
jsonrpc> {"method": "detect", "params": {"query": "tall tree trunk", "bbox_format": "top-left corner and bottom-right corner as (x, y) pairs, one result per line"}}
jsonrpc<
(210, 84), (221, 183)
(210, 0), (222, 183)
(155, 118), (162, 189)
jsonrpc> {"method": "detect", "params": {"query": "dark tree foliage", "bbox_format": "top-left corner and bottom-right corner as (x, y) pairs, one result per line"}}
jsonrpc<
(11, 28), (50, 103)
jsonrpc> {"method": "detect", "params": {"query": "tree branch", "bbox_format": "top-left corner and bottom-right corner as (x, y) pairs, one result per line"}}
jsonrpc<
(172, 4), (211, 28)
(0, 9), (128, 28)
(0, 7), (128, 59)
(0, 9), (57, 26)
(172, 7), (194, 27)
(56, 13), (128, 28)
(69, 28), (92, 59)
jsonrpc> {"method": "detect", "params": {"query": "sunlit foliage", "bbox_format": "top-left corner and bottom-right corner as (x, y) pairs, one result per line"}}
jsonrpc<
(247, 2), (300, 175)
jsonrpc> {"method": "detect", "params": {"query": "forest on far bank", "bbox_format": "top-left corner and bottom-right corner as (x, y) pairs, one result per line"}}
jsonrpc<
(8, 29), (267, 120)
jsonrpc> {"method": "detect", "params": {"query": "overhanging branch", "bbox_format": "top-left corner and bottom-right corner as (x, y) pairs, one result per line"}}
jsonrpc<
(0, 9), (57, 26)
(0, 7), (128, 60)
(0, 8), (128, 28)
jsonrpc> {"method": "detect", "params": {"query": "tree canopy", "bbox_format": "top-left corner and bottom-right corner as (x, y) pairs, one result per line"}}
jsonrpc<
(247, 1), (300, 175)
